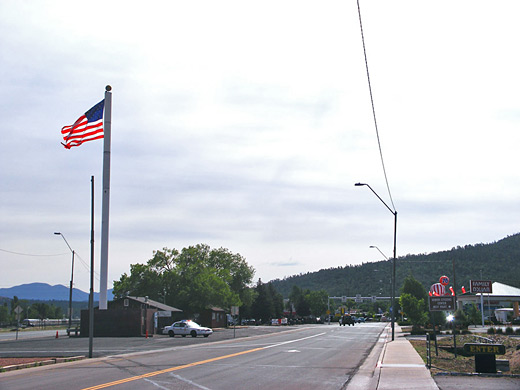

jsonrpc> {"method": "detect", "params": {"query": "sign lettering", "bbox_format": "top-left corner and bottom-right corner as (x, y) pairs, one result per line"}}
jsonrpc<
(463, 343), (505, 355)
(470, 280), (492, 294)
(429, 296), (455, 311)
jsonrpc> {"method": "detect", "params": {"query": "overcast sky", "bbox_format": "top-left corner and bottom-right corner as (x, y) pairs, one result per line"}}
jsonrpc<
(1, 1), (519, 293)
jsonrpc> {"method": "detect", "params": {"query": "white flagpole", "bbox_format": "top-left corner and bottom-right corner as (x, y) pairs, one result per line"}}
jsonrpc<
(99, 85), (112, 310)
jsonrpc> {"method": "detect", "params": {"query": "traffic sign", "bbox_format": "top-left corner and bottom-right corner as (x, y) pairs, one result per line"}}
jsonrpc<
(14, 306), (23, 321)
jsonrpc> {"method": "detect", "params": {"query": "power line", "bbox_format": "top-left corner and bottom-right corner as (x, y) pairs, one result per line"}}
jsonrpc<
(75, 252), (101, 281)
(356, 0), (396, 211)
(0, 248), (100, 282)
(0, 248), (68, 257)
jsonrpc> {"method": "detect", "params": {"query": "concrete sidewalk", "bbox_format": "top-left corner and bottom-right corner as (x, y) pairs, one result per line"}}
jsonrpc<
(347, 324), (438, 390)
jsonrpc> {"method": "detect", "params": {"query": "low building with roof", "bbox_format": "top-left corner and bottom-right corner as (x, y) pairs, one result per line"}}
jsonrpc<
(457, 282), (520, 323)
(80, 296), (182, 337)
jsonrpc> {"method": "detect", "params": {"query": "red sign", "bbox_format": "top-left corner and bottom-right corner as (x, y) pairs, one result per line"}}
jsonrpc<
(439, 275), (449, 286)
(470, 280), (492, 294)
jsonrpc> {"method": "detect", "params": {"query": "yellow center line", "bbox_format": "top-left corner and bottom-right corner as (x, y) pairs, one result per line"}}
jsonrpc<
(81, 347), (264, 390)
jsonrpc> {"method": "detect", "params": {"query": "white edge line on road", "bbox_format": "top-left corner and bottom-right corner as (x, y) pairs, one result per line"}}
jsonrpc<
(262, 332), (326, 349)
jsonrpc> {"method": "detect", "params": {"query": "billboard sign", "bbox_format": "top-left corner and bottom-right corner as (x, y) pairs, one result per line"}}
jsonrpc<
(470, 280), (492, 294)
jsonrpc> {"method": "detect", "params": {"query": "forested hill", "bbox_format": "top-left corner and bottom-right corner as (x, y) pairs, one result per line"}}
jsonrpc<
(269, 233), (520, 298)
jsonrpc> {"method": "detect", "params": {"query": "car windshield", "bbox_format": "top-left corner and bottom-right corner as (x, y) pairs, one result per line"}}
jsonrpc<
(186, 322), (203, 328)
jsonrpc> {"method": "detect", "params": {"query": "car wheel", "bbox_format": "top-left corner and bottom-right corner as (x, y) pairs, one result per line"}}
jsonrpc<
(182, 334), (186, 337)
(191, 330), (197, 338)
(168, 330), (175, 337)
(203, 334), (209, 338)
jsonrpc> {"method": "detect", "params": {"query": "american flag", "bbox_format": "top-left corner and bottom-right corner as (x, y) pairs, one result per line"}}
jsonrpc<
(61, 100), (105, 149)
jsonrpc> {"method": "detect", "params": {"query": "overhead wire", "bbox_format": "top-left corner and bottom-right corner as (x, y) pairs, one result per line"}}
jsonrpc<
(0, 248), (100, 282)
(356, 0), (396, 212)
(0, 248), (67, 257)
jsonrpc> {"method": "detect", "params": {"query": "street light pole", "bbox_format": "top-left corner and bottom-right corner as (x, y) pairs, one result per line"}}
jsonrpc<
(55, 232), (75, 333)
(369, 245), (388, 260)
(356, 183), (397, 341)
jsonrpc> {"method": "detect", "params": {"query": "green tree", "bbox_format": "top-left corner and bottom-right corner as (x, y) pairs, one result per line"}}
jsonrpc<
(10, 296), (19, 316)
(399, 274), (429, 330)
(32, 303), (50, 320)
(306, 290), (328, 317)
(400, 274), (428, 311)
(0, 303), (9, 323)
(400, 293), (428, 331)
(455, 308), (469, 329)
(268, 283), (284, 318)
(239, 287), (256, 319)
(113, 244), (255, 315)
(289, 286), (310, 317)
(251, 279), (273, 323)
(465, 304), (481, 326)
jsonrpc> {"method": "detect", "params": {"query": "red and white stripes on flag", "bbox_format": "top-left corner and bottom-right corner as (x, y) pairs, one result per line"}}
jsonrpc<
(61, 100), (105, 149)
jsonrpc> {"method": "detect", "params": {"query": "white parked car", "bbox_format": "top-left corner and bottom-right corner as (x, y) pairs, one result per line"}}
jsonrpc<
(163, 320), (213, 338)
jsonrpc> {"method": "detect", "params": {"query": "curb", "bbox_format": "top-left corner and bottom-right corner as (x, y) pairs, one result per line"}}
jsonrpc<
(433, 371), (520, 378)
(0, 356), (85, 373)
(345, 323), (390, 389)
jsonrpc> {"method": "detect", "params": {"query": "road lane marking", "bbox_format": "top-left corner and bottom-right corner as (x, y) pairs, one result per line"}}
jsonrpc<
(81, 347), (264, 390)
(262, 332), (325, 349)
(81, 331), (326, 390)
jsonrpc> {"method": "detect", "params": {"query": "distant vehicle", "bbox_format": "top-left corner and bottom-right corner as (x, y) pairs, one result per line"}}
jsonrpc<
(21, 319), (37, 327)
(21, 318), (67, 327)
(163, 320), (213, 338)
(241, 319), (256, 326)
(339, 315), (355, 326)
(355, 316), (366, 323)
(270, 318), (288, 326)
(226, 314), (236, 326)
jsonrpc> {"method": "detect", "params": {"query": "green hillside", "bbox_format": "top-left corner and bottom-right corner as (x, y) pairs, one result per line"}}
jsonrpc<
(269, 233), (520, 298)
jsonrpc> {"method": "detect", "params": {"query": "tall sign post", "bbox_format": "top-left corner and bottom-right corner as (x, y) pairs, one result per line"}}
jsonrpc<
(231, 306), (239, 338)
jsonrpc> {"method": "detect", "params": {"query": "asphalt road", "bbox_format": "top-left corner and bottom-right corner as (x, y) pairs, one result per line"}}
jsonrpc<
(0, 322), (386, 390)
(0, 328), (65, 342)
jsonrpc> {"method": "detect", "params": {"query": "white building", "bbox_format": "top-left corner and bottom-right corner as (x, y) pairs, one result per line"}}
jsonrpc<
(457, 282), (520, 323)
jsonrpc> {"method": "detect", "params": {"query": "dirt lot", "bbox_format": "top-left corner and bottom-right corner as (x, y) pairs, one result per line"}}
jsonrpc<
(410, 334), (520, 374)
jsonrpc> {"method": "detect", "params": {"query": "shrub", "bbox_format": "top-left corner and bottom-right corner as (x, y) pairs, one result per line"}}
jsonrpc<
(505, 326), (514, 335)
(496, 328), (503, 334)
(515, 328), (520, 335)
(487, 327), (496, 334)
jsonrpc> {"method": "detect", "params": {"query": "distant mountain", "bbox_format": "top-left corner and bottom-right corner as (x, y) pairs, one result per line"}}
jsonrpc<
(270, 233), (520, 298)
(0, 282), (114, 302)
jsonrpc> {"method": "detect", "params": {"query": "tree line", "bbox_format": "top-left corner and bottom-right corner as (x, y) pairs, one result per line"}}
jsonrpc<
(270, 233), (520, 298)
(0, 296), (63, 326)
(112, 244), (335, 323)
